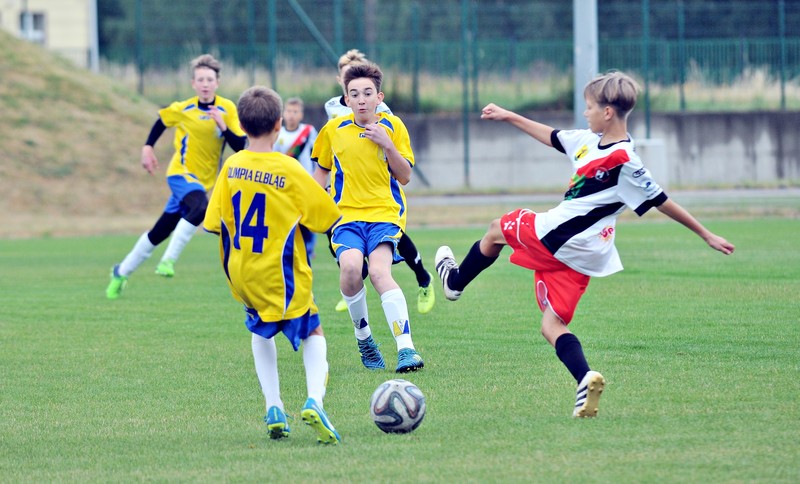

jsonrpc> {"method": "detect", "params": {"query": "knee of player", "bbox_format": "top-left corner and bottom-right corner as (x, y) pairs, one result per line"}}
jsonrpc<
(485, 218), (506, 242)
(339, 261), (364, 282)
(367, 266), (391, 287)
(183, 194), (208, 226)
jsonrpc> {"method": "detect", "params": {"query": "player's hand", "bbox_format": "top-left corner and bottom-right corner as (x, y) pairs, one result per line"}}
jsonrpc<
(207, 105), (227, 131)
(705, 233), (735, 255)
(141, 145), (158, 174)
(363, 122), (390, 149)
(480, 103), (510, 122)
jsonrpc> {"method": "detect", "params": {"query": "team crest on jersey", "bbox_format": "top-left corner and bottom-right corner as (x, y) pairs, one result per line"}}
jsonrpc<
(392, 319), (409, 336)
(564, 174), (586, 200)
(599, 226), (615, 241)
(574, 145), (589, 161)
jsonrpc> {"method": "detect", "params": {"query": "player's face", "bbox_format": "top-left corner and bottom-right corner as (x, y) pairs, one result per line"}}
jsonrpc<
(283, 105), (303, 131)
(583, 96), (608, 134)
(345, 78), (383, 124)
(191, 67), (219, 103)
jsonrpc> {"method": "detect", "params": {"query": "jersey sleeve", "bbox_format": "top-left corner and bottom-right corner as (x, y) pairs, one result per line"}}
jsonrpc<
(294, 170), (342, 233)
(298, 126), (318, 173)
(617, 151), (668, 216)
(310, 121), (332, 170)
(383, 115), (414, 167)
(220, 98), (246, 137)
(203, 164), (229, 234)
(157, 101), (185, 128)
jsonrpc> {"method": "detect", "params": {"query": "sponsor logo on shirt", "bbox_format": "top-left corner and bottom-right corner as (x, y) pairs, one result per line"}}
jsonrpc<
(594, 167), (610, 182)
(574, 145), (589, 161)
(599, 226), (615, 241)
(632, 168), (646, 178)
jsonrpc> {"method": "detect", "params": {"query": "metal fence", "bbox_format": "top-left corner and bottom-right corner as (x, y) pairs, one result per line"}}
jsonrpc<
(100, 0), (800, 111)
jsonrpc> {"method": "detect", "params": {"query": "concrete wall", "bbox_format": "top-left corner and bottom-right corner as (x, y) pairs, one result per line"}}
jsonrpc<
(306, 111), (800, 193)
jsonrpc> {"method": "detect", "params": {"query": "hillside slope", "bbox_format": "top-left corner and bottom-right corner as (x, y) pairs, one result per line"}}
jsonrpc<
(0, 31), (173, 238)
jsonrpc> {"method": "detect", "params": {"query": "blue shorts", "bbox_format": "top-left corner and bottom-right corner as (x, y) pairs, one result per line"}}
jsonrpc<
(244, 307), (320, 351)
(331, 222), (403, 263)
(164, 174), (205, 214)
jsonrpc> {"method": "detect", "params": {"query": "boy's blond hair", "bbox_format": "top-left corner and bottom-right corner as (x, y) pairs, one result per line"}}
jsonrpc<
(190, 54), (221, 77)
(344, 63), (383, 93)
(237, 86), (282, 137)
(584, 71), (639, 119)
(337, 49), (368, 71)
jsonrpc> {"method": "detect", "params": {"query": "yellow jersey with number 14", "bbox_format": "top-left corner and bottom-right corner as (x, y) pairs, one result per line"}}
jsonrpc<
(311, 112), (414, 231)
(203, 150), (342, 323)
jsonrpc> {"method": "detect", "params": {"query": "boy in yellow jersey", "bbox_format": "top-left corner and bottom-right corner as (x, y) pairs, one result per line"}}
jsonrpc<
(106, 54), (247, 299)
(311, 63), (424, 373)
(326, 49), (435, 315)
(203, 86), (343, 444)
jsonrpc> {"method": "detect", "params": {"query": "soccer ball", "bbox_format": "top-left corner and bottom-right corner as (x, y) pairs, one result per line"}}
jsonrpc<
(369, 379), (426, 434)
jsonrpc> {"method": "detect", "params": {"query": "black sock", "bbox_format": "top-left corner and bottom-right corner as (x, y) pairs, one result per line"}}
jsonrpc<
(555, 333), (591, 383)
(397, 232), (431, 287)
(449, 241), (498, 291)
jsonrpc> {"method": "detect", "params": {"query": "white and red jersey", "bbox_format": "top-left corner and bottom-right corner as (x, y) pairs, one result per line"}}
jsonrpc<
(324, 95), (392, 120)
(274, 123), (317, 174)
(535, 129), (668, 277)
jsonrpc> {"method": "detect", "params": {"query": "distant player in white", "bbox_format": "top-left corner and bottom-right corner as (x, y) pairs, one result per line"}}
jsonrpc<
(435, 71), (735, 418)
(274, 97), (318, 259)
(324, 49), (436, 315)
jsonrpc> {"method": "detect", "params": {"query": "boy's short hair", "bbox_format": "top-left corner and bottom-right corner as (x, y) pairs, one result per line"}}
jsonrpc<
(584, 71), (639, 118)
(285, 97), (304, 109)
(237, 86), (282, 137)
(191, 54), (221, 77)
(337, 49), (368, 71)
(344, 63), (383, 93)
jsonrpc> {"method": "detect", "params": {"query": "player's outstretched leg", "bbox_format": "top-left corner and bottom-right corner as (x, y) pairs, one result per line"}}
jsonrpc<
(573, 371), (605, 418)
(434, 246), (463, 301)
(301, 398), (341, 444)
(265, 406), (290, 439)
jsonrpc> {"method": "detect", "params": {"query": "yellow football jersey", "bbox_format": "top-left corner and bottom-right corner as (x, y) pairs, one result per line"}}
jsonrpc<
(160, 96), (245, 190)
(203, 150), (342, 322)
(311, 112), (414, 230)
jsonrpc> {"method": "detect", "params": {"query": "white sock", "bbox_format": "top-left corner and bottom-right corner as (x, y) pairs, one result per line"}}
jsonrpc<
(303, 334), (328, 404)
(118, 232), (156, 276)
(380, 288), (414, 351)
(161, 218), (197, 263)
(344, 286), (371, 340)
(251, 333), (282, 411)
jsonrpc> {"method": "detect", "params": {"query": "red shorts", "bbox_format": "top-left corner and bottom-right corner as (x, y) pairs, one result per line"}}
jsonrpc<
(500, 209), (590, 324)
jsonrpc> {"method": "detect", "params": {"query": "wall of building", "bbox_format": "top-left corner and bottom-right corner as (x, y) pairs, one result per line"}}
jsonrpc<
(373, 111), (800, 192)
(0, 0), (91, 67)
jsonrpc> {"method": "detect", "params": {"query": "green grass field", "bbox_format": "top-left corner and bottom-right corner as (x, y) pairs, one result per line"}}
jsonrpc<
(1, 218), (798, 482)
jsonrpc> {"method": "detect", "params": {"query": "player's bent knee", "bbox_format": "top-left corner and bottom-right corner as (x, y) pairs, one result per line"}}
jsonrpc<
(182, 191), (208, 226)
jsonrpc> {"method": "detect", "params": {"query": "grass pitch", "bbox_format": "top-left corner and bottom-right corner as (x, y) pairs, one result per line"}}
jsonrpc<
(1, 218), (798, 482)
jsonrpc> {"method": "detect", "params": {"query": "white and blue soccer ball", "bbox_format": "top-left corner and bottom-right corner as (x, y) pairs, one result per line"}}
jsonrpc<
(369, 379), (426, 434)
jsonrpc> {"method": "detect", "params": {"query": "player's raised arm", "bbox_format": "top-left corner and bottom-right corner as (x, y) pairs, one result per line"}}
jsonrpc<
(656, 199), (735, 255)
(481, 103), (554, 147)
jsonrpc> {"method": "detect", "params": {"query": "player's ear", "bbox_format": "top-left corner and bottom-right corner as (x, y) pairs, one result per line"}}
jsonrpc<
(273, 118), (282, 132)
(377, 91), (385, 103)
